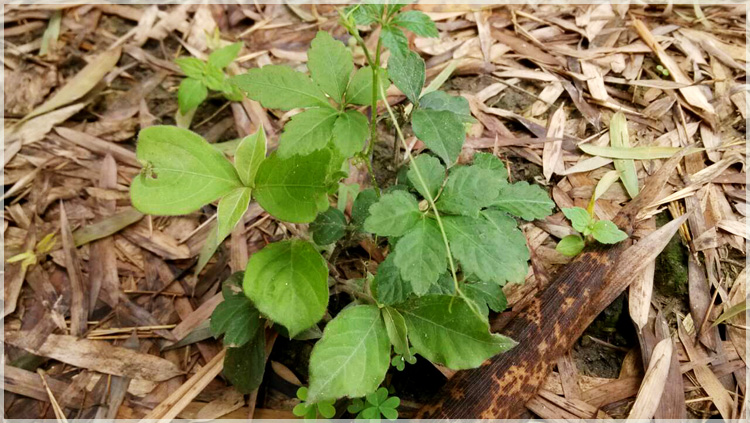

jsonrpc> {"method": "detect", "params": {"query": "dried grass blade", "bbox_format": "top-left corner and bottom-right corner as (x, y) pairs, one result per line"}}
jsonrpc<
(627, 338), (673, 419)
(542, 105), (565, 181)
(60, 201), (88, 336)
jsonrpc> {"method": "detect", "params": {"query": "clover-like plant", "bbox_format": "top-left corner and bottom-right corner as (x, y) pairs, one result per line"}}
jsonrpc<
(129, 5), (559, 410)
(347, 387), (400, 420)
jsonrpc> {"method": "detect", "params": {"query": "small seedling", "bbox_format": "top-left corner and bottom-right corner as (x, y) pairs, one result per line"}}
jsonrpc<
(347, 387), (400, 420)
(293, 387), (336, 419)
(655, 64), (670, 77)
(175, 42), (243, 116)
(556, 207), (628, 256)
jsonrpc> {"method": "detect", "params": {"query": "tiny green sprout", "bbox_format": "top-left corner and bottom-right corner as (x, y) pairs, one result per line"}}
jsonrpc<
(293, 387), (336, 419)
(655, 64), (670, 77)
(347, 387), (400, 421)
(556, 207), (628, 256)
(391, 354), (416, 371)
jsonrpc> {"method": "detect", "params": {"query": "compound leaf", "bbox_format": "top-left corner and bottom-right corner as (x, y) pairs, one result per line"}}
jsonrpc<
(388, 50), (424, 104)
(444, 211), (529, 285)
(253, 149), (331, 223)
(435, 165), (502, 216)
(491, 181), (555, 221)
(411, 109), (464, 166)
(243, 239), (328, 338)
(392, 10), (439, 38)
(232, 65), (329, 110)
(332, 109), (368, 157)
(130, 126), (241, 215)
(234, 127), (267, 187)
(407, 154), (445, 200)
(364, 190), (421, 237)
(310, 207), (347, 245)
(396, 295), (516, 369)
(307, 305), (390, 401)
(210, 273), (262, 348)
(393, 218), (447, 295)
(308, 31), (354, 103)
(278, 107), (338, 158)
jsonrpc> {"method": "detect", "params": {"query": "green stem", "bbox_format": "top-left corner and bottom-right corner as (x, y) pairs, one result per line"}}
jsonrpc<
(378, 83), (481, 319)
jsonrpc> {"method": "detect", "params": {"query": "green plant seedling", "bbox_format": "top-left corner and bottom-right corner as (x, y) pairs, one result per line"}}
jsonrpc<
(347, 387), (400, 421)
(176, 42), (244, 115)
(293, 387), (336, 419)
(556, 207), (628, 256)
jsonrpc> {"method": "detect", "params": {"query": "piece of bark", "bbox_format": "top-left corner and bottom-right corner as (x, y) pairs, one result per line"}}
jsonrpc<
(60, 201), (89, 337)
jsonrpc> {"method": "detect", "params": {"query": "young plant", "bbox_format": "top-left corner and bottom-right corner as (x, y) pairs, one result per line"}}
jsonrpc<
(556, 207), (628, 257)
(129, 7), (558, 412)
(175, 42), (243, 117)
(293, 387), (336, 419)
(347, 387), (400, 420)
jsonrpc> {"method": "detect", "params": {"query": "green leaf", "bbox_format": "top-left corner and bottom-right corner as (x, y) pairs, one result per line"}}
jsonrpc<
(419, 90), (473, 122)
(464, 279), (508, 315)
(242, 239), (328, 337)
(556, 234), (585, 256)
(278, 107), (338, 158)
(491, 181), (554, 221)
(210, 273), (262, 347)
(351, 188), (378, 228)
(332, 109), (368, 157)
(349, 4), (381, 25)
(393, 218), (447, 294)
(372, 254), (413, 306)
(310, 207), (347, 245)
(175, 57), (206, 79)
(234, 127), (267, 187)
(202, 63), (228, 92)
(591, 220), (628, 244)
(396, 295), (516, 369)
(364, 190), (421, 237)
(307, 305), (390, 401)
(224, 328), (266, 393)
(579, 143), (689, 160)
(308, 31), (354, 103)
(411, 109), (464, 166)
(562, 207), (593, 233)
(232, 65), (329, 110)
(253, 149), (331, 223)
(217, 187), (252, 242)
(346, 67), (389, 106)
(392, 10), (439, 38)
(381, 25), (409, 57)
(381, 306), (412, 360)
(436, 165), (502, 216)
(712, 300), (748, 327)
(208, 42), (242, 69)
(444, 211), (529, 285)
(473, 152), (508, 182)
(177, 78), (207, 114)
(609, 111), (639, 198)
(407, 154), (445, 200)
(388, 50), (425, 104)
(130, 126), (242, 215)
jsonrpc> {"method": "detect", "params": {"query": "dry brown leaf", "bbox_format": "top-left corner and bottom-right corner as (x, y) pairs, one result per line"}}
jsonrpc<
(542, 105), (565, 181)
(627, 338), (673, 419)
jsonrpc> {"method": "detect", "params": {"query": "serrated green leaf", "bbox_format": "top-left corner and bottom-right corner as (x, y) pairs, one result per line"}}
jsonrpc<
(392, 10), (439, 38)
(224, 328), (265, 393)
(308, 31), (354, 103)
(351, 188), (378, 228)
(426, 272), (456, 295)
(464, 279), (508, 315)
(364, 190), (421, 237)
(232, 65), (329, 110)
(381, 306), (412, 360)
(388, 50), (424, 104)
(407, 154), (445, 200)
(217, 187), (252, 243)
(556, 234), (585, 256)
(396, 295), (516, 369)
(278, 107), (338, 158)
(411, 109), (464, 166)
(419, 90), (473, 122)
(393, 218), (447, 294)
(307, 305), (390, 402)
(348, 4), (381, 25)
(346, 67), (389, 106)
(490, 181), (554, 221)
(444, 211), (529, 285)
(234, 127), (266, 187)
(436, 165), (502, 216)
(562, 207), (592, 233)
(243, 239), (328, 337)
(253, 149), (331, 223)
(381, 25), (409, 57)
(178, 78), (207, 114)
(372, 254), (413, 305)
(591, 220), (628, 244)
(208, 42), (242, 69)
(210, 273), (261, 347)
(310, 207), (347, 245)
(130, 126), (242, 215)
(176, 57), (206, 79)
(332, 109), (368, 157)
(473, 152), (508, 182)
(609, 111), (639, 198)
